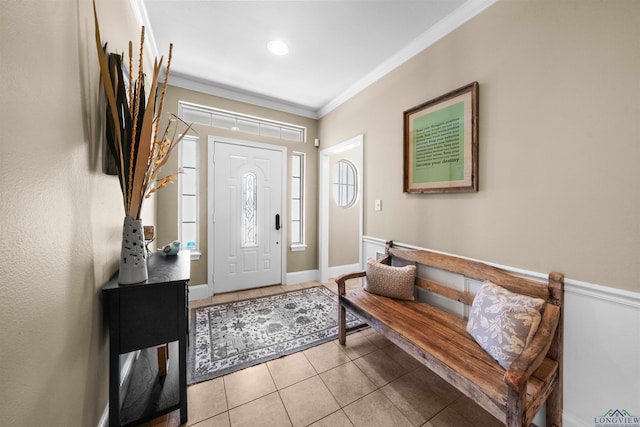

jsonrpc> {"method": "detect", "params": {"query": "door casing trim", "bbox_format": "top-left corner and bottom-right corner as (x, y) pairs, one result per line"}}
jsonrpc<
(319, 134), (364, 282)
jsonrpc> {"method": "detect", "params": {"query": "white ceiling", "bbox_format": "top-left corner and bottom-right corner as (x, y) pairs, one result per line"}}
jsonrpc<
(134, 0), (495, 118)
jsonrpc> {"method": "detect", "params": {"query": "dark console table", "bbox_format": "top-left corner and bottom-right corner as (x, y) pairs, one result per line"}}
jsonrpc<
(102, 251), (190, 427)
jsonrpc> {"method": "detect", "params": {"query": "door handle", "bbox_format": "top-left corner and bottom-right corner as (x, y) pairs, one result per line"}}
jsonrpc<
(275, 214), (281, 230)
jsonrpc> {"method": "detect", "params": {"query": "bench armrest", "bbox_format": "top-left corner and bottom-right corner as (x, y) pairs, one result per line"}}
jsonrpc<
(335, 271), (366, 295)
(504, 303), (561, 390)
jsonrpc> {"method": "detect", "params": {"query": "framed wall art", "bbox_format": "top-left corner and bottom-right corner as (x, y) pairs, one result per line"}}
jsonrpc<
(403, 82), (478, 193)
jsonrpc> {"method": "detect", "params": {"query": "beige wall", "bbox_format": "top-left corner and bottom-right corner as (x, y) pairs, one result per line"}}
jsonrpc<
(156, 86), (319, 285)
(0, 0), (148, 425)
(319, 0), (640, 292)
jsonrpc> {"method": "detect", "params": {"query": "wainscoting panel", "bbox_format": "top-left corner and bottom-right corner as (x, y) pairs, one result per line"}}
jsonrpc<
(362, 236), (640, 427)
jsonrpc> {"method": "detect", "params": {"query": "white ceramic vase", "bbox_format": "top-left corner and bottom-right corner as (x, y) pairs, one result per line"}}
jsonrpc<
(119, 216), (148, 284)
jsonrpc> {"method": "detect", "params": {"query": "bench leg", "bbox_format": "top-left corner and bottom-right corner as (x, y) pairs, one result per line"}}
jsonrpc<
(546, 376), (563, 427)
(506, 386), (526, 427)
(338, 303), (346, 345)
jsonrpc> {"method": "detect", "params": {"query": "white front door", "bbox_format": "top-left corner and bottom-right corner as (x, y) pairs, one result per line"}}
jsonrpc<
(213, 140), (284, 293)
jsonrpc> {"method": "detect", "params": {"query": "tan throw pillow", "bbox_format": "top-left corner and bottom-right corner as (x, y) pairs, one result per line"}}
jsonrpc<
(466, 281), (546, 369)
(364, 258), (416, 301)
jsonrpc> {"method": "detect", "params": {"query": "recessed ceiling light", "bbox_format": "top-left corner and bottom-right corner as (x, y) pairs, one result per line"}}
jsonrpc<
(268, 40), (288, 56)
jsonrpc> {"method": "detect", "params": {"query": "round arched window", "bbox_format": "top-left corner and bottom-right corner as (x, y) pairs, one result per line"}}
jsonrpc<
(332, 159), (357, 208)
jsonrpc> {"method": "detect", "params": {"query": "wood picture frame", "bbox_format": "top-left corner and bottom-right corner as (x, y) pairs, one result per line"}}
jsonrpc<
(403, 82), (478, 193)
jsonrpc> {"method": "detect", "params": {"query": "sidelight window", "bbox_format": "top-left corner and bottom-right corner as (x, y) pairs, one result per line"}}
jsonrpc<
(290, 152), (306, 251)
(179, 135), (199, 257)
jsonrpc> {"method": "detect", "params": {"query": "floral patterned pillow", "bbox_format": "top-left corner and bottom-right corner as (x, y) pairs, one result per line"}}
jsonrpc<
(466, 281), (546, 369)
(364, 258), (416, 301)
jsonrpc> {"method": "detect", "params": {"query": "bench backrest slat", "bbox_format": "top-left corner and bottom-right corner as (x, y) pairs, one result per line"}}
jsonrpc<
(415, 277), (476, 306)
(388, 246), (551, 302)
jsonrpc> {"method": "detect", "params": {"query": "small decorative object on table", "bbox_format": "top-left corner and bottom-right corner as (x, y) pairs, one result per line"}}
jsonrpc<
(144, 225), (155, 255)
(119, 217), (147, 284)
(93, 4), (192, 284)
(162, 240), (181, 256)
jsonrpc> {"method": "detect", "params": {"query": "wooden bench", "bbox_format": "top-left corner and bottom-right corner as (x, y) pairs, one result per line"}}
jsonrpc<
(336, 242), (564, 427)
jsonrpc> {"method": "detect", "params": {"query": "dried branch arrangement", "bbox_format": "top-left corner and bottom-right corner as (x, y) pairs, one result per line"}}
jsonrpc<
(93, 2), (192, 219)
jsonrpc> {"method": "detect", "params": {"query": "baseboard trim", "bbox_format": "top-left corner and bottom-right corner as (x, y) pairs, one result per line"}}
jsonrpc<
(286, 269), (320, 284)
(97, 351), (139, 427)
(562, 411), (585, 427)
(97, 405), (108, 427)
(188, 283), (210, 301)
(327, 263), (362, 280)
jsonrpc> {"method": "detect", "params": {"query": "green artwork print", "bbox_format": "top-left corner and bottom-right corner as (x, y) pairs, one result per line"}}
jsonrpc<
(412, 101), (464, 184)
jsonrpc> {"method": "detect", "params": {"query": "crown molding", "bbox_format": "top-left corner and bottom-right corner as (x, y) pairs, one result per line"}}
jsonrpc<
(168, 72), (320, 119)
(317, 0), (498, 118)
(129, 0), (159, 61)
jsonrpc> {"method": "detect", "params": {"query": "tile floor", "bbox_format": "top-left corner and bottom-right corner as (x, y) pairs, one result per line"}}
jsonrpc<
(143, 281), (502, 427)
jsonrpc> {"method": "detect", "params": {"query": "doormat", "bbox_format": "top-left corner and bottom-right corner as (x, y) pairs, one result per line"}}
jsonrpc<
(189, 286), (364, 385)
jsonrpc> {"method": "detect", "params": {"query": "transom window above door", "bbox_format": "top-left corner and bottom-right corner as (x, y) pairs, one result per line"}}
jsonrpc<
(179, 101), (306, 142)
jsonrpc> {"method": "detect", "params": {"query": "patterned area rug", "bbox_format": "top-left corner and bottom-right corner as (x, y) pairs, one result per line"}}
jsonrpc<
(189, 286), (364, 384)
